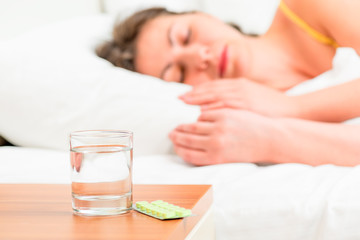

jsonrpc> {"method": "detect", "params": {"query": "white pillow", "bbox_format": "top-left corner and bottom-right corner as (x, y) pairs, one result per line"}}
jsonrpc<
(0, 15), (200, 156)
(102, 0), (280, 35)
(103, 0), (202, 20)
(200, 0), (280, 34)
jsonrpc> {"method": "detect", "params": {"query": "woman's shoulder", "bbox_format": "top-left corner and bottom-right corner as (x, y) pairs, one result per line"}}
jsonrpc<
(284, 0), (334, 21)
(284, 0), (357, 38)
(291, 0), (360, 53)
(284, 0), (342, 20)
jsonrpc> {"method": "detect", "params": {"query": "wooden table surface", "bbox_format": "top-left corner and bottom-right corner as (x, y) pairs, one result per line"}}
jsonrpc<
(0, 184), (213, 240)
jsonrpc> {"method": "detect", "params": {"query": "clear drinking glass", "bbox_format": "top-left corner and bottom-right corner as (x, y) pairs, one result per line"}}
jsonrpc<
(69, 130), (133, 216)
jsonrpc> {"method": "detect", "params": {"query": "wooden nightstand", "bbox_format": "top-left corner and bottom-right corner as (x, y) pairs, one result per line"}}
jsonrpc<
(0, 184), (215, 240)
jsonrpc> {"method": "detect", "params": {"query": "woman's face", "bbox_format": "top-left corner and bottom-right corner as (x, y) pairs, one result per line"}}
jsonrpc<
(135, 12), (245, 86)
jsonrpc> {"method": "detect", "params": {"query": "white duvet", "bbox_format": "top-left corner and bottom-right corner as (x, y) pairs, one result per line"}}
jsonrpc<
(1, 146), (360, 240)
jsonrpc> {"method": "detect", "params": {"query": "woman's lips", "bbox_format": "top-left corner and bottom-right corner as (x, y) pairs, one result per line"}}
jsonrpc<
(219, 45), (228, 78)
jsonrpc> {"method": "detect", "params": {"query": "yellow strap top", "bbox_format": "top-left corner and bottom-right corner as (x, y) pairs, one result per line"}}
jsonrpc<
(279, 0), (339, 48)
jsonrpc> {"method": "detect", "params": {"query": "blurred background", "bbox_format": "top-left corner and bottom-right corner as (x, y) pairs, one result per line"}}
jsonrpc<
(0, 0), (280, 41)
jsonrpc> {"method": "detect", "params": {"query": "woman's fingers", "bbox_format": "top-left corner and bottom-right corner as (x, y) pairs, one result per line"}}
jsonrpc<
(200, 101), (225, 111)
(179, 92), (217, 105)
(170, 122), (218, 165)
(169, 129), (208, 150)
(197, 109), (228, 122)
(180, 86), (241, 106)
(179, 80), (236, 104)
(172, 144), (208, 166)
(200, 100), (245, 111)
(170, 122), (213, 165)
(71, 152), (82, 172)
(175, 122), (214, 135)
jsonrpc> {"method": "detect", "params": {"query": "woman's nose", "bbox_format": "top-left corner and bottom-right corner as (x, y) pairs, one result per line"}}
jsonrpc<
(174, 45), (211, 70)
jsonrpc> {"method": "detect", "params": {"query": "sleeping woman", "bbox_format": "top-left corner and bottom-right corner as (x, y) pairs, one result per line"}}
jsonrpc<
(96, 0), (360, 166)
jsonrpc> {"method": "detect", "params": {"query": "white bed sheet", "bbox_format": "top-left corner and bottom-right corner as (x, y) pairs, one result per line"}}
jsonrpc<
(1, 146), (360, 240)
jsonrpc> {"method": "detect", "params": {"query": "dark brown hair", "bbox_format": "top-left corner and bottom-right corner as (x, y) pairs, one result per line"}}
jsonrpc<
(96, 8), (181, 72)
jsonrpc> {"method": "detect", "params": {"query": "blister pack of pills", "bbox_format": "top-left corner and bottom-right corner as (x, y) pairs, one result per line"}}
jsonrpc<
(134, 200), (192, 220)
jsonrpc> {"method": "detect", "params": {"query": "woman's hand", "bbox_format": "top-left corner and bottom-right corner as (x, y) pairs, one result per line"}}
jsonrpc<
(179, 78), (300, 118)
(169, 109), (279, 165)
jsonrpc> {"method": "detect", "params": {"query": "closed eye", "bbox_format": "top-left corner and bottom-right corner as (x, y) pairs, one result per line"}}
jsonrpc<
(179, 65), (186, 83)
(178, 28), (191, 83)
(184, 28), (192, 45)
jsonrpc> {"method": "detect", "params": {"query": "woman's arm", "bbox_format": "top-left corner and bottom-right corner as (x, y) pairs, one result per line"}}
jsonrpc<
(180, 77), (360, 122)
(169, 109), (360, 166)
(291, 77), (360, 122)
(273, 116), (360, 166)
(315, 0), (360, 54)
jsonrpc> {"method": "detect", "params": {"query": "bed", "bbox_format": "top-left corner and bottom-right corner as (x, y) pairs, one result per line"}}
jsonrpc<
(1, 1), (360, 239)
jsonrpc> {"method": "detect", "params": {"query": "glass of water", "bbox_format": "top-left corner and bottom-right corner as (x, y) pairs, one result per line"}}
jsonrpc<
(69, 130), (133, 216)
